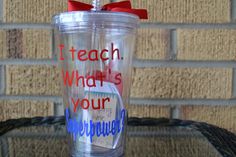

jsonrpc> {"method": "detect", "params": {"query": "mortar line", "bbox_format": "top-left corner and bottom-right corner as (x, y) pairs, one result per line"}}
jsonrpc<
(130, 98), (236, 106)
(170, 106), (180, 119)
(133, 60), (236, 68)
(231, 0), (236, 21)
(0, 66), (4, 95)
(53, 102), (58, 116)
(2, 131), (203, 138)
(169, 29), (177, 60)
(0, 139), (3, 157)
(53, 102), (64, 116)
(0, 59), (57, 65)
(0, 95), (63, 102)
(0, 0), (3, 23)
(1, 95), (236, 106)
(1, 137), (9, 157)
(4, 129), (202, 138)
(232, 69), (236, 98)
(4, 131), (203, 138)
(140, 23), (236, 29)
(2, 59), (236, 68)
(0, 23), (52, 29)
(2, 23), (236, 29)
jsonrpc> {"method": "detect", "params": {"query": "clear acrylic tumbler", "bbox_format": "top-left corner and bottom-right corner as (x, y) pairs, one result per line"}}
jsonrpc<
(52, 11), (138, 157)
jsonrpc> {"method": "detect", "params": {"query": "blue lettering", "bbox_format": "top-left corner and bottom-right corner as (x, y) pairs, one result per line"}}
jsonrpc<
(90, 120), (95, 143)
(79, 120), (84, 136)
(101, 122), (106, 137)
(105, 121), (111, 136)
(120, 109), (126, 131)
(84, 121), (89, 136)
(96, 122), (101, 137)
(65, 108), (126, 142)
(111, 120), (116, 135)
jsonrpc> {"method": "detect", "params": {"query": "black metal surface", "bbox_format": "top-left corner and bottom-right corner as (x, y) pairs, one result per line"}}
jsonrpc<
(0, 116), (236, 157)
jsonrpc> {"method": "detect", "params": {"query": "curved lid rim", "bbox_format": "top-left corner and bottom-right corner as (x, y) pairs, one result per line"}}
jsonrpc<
(52, 11), (139, 25)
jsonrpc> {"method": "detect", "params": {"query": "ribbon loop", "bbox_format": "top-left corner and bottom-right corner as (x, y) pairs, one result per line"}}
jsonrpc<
(68, 0), (148, 19)
(68, 1), (93, 11)
(102, 1), (131, 10)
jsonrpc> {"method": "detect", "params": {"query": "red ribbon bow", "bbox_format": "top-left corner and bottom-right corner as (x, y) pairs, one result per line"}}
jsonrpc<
(68, 0), (148, 19)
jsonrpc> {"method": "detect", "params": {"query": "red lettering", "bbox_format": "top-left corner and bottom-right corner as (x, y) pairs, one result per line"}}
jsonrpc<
(72, 98), (80, 112)
(102, 97), (110, 109)
(88, 50), (98, 61)
(91, 99), (101, 110)
(69, 46), (76, 61)
(75, 71), (85, 87)
(62, 69), (74, 87)
(111, 43), (120, 60)
(60, 43), (121, 62)
(59, 44), (64, 60)
(86, 75), (96, 87)
(78, 50), (87, 61)
(96, 71), (106, 86)
(81, 99), (90, 109)
(71, 97), (110, 111)
(100, 49), (109, 61)
(115, 73), (122, 85)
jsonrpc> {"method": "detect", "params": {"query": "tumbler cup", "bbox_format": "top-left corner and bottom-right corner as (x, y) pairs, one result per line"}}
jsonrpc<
(53, 7), (139, 157)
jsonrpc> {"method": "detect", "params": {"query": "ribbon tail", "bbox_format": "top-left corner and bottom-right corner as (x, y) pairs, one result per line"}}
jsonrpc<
(111, 8), (148, 19)
(102, 0), (131, 10)
(68, 0), (93, 11)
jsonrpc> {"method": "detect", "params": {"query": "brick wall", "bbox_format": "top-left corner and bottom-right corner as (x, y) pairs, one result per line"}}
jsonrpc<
(0, 0), (236, 135)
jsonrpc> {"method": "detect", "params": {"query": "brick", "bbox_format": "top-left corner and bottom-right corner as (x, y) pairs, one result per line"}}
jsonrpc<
(136, 28), (169, 60)
(15, 126), (55, 135)
(8, 138), (68, 157)
(6, 66), (233, 98)
(2, 28), (169, 60)
(126, 137), (221, 157)
(0, 30), (7, 58)
(6, 29), (23, 58)
(0, 100), (54, 121)
(181, 105), (236, 133)
(131, 68), (232, 99)
(132, 0), (230, 23)
(0, 29), (51, 59)
(6, 136), (221, 157)
(6, 65), (60, 95)
(127, 105), (170, 118)
(22, 29), (52, 58)
(3, 0), (66, 23)
(177, 29), (236, 60)
(3, 0), (109, 23)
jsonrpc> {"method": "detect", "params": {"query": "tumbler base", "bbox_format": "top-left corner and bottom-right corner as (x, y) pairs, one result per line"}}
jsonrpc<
(70, 141), (125, 157)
